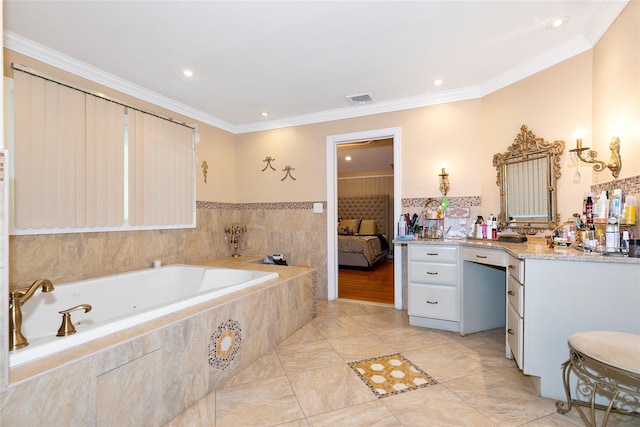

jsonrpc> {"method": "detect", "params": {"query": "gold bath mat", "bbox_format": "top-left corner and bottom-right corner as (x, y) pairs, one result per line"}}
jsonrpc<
(349, 353), (437, 398)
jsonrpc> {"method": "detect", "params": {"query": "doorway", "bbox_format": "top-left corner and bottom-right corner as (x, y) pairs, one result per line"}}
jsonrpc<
(337, 139), (394, 304)
(326, 127), (402, 309)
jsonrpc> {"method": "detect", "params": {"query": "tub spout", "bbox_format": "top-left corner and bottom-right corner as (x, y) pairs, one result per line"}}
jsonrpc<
(9, 279), (55, 351)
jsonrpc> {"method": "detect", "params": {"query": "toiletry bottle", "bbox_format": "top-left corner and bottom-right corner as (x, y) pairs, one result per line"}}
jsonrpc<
(474, 216), (482, 238)
(611, 189), (623, 219)
(605, 217), (619, 251)
(481, 221), (488, 239)
(491, 216), (498, 240)
(595, 191), (608, 222)
(585, 196), (593, 224)
(398, 215), (406, 236)
(624, 195), (636, 225)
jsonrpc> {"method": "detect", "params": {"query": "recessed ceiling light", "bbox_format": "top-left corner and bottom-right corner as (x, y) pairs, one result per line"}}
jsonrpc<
(432, 79), (443, 87)
(345, 156), (352, 161)
(183, 69), (193, 77)
(261, 112), (269, 117)
(546, 16), (569, 29)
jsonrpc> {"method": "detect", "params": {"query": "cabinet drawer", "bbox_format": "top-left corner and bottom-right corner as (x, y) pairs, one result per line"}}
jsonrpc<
(507, 303), (523, 368)
(409, 245), (458, 263)
(408, 284), (458, 321)
(409, 261), (458, 284)
(507, 275), (524, 315)
(463, 247), (507, 267)
(508, 255), (524, 282)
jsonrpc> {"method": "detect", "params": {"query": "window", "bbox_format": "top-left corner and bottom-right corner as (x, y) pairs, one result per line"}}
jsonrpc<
(9, 68), (196, 234)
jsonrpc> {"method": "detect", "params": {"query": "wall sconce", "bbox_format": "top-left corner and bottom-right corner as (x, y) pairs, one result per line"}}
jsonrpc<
(438, 166), (450, 196)
(569, 130), (622, 178)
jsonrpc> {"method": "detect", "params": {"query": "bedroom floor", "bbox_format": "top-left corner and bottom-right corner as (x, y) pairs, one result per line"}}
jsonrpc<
(338, 258), (394, 304)
(165, 300), (634, 426)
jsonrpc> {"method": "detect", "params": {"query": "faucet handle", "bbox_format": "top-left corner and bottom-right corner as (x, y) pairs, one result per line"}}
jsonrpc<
(59, 304), (92, 315)
(56, 304), (92, 337)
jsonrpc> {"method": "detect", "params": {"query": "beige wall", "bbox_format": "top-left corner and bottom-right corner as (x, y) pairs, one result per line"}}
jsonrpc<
(592, 0), (640, 184)
(481, 51), (593, 221)
(235, 100), (483, 203)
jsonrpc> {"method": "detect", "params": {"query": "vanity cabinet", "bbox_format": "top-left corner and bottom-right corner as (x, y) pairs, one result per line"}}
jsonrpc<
(407, 244), (460, 330)
(506, 254), (524, 368)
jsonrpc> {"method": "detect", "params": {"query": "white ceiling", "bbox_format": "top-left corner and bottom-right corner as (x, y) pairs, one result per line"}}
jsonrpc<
(3, 1), (627, 135)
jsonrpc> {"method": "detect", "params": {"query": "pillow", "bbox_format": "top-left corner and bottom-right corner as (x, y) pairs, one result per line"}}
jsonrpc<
(358, 220), (377, 235)
(338, 219), (361, 235)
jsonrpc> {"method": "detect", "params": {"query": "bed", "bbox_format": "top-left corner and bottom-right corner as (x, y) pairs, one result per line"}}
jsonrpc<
(337, 196), (390, 268)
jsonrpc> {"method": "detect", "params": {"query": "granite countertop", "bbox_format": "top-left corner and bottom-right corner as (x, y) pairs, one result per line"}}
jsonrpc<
(394, 237), (640, 265)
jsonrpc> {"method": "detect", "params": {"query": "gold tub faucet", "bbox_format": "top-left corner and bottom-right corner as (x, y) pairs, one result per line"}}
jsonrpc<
(9, 278), (55, 351)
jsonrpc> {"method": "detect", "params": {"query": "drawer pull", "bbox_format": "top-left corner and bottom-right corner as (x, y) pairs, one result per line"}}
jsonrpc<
(426, 271), (438, 275)
(426, 300), (438, 304)
(426, 252), (439, 256)
(475, 255), (488, 259)
(507, 290), (515, 296)
(507, 328), (515, 335)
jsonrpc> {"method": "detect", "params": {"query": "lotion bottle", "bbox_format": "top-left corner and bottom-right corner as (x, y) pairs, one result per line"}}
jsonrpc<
(595, 191), (608, 222)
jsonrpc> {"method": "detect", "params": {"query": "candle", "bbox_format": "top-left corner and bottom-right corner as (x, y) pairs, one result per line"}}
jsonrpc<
(441, 167), (446, 175)
(577, 138), (582, 149)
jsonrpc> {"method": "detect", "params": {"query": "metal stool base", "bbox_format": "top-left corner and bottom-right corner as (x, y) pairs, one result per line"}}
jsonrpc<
(556, 344), (640, 426)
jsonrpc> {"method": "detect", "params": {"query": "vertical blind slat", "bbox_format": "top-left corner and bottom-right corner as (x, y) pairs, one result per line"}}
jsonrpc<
(13, 71), (195, 232)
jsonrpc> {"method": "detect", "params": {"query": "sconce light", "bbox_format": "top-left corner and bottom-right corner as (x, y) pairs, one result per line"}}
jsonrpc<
(569, 129), (622, 178)
(438, 166), (450, 196)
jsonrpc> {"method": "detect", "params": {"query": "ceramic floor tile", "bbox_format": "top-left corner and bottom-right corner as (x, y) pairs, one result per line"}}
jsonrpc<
(335, 300), (395, 316)
(382, 384), (494, 426)
(276, 339), (345, 376)
(350, 310), (410, 333)
(403, 343), (485, 383)
(326, 332), (396, 362)
(164, 391), (216, 427)
(444, 367), (558, 426)
(315, 300), (350, 318)
(522, 410), (640, 426)
(306, 400), (400, 426)
(312, 315), (371, 339)
(288, 364), (377, 417)
(375, 325), (449, 352)
(222, 349), (285, 387)
(215, 376), (304, 427)
(278, 322), (326, 347)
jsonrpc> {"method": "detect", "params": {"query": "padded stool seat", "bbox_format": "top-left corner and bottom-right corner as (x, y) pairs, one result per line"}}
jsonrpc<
(556, 331), (640, 426)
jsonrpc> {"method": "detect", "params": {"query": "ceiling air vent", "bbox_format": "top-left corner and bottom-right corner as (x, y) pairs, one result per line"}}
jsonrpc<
(346, 93), (375, 106)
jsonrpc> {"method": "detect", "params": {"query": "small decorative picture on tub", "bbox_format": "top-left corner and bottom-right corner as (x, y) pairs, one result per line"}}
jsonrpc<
(209, 319), (243, 370)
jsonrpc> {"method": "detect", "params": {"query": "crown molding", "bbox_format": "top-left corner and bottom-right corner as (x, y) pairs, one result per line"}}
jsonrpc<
(4, 0), (626, 136)
(234, 86), (483, 134)
(3, 31), (236, 133)
(582, 0), (628, 46)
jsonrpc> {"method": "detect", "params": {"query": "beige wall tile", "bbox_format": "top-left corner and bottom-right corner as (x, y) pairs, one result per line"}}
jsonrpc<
(97, 350), (163, 427)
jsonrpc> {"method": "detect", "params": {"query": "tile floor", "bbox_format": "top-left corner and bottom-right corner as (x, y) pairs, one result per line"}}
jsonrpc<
(166, 300), (638, 426)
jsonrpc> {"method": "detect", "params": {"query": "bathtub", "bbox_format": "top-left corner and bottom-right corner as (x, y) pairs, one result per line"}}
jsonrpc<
(10, 264), (279, 367)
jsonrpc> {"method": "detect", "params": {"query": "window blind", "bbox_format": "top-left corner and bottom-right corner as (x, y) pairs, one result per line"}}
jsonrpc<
(11, 69), (195, 233)
(127, 110), (194, 226)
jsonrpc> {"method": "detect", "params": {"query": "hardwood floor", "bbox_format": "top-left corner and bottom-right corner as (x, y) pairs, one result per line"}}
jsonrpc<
(337, 258), (394, 304)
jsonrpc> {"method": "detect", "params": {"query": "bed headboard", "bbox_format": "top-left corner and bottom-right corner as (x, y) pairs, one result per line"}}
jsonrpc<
(338, 195), (390, 237)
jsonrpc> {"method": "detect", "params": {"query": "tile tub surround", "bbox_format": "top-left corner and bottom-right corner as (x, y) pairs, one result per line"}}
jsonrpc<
(8, 202), (329, 297)
(0, 260), (316, 426)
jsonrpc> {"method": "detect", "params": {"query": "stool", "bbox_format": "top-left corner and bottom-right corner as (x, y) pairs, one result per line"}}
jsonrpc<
(556, 331), (640, 426)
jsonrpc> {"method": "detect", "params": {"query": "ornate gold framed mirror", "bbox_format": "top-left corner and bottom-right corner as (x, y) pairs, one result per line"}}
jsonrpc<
(493, 125), (565, 234)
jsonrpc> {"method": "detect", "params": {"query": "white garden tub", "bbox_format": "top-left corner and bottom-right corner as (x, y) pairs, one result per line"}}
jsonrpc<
(10, 264), (278, 367)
